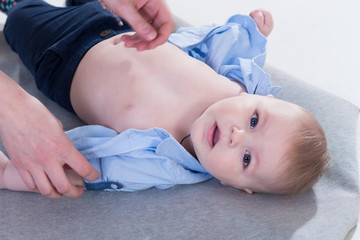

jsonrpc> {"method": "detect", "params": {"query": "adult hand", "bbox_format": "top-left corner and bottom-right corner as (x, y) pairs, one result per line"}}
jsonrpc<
(0, 71), (99, 198)
(102, 0), (175, 51)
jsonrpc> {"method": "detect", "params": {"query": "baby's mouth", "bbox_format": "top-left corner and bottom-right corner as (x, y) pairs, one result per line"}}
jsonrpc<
(207, 123), (220, 148)
(213, 125), (220, 147)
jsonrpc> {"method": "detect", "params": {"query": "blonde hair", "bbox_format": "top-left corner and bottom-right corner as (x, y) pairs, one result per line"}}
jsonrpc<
(269, 108), (331, 196)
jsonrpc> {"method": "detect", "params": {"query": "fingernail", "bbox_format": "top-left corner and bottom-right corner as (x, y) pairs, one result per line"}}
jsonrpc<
(144, 29), (156, 41)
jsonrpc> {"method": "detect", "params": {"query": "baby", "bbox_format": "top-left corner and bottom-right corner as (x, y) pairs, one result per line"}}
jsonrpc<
(0, 0), (330, 195)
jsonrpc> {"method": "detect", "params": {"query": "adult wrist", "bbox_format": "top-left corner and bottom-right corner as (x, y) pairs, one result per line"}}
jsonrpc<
(0, 71), (33, 131)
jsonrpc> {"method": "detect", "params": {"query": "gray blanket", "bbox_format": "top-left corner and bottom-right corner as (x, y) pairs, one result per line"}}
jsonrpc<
(0, 25), (359, 240)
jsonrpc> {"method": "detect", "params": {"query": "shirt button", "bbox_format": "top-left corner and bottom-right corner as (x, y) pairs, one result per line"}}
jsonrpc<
(100, 29), (111, 38)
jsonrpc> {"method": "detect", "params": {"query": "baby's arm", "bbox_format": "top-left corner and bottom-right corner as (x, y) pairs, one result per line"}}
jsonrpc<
(0, 151), (84, 193)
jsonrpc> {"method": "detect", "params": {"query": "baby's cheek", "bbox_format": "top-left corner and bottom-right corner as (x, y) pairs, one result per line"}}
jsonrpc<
(204, 155), (232, 176)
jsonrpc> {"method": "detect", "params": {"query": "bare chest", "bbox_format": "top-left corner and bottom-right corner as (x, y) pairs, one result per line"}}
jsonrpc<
(70, 36), (242, 139)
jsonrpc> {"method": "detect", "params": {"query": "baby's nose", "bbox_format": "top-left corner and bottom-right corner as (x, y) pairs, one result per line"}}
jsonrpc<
(229, 126), (246, 147)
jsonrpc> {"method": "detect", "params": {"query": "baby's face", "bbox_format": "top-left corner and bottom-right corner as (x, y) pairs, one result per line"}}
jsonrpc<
(191, 94), (305, 194)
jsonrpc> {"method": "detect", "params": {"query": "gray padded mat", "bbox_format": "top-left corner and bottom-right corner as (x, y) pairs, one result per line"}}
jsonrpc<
(0, 28), (359, 240)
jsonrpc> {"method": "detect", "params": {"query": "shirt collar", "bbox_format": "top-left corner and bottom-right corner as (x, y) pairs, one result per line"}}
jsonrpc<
(153, 128), (209, 174)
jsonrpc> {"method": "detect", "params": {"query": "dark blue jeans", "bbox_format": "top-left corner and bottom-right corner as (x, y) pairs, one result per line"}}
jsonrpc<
(4, 0), (132, 112)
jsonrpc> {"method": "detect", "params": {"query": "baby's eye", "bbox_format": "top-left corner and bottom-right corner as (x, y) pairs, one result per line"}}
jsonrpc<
(250, 113), (258, 129)
(243, 150), (251, 167)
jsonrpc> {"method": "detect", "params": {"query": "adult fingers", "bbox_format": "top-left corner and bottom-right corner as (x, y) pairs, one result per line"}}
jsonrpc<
(64, 147), (100, 182)
(16, 166), (36, 190)
(147, 17), (175, 49)
(140, 1), (175, 49)
(31, 169), (62, 199)
(45, 163), (84, 199)
(105, 0), (157, 41)
(121, 33), (149, 50)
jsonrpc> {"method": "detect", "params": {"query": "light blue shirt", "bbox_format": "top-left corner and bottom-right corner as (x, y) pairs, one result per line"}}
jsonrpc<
(68, 14), (281, 192)
(66, 126), (212, 192)
(168, 14), (281, 96)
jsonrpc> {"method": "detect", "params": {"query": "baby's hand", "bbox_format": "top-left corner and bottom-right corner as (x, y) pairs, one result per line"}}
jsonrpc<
(249, 9), (274, 37)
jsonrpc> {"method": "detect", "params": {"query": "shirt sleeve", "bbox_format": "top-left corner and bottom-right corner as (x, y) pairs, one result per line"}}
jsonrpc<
(168, 14), (281, 96)
(66, 126), (211, 192)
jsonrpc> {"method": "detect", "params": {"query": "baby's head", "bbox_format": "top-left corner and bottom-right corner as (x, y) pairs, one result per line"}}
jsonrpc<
(190, 93), (330, 195)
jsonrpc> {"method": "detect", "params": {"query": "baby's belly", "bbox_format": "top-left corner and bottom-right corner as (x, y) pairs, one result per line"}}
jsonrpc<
(70, 34), (203, 132)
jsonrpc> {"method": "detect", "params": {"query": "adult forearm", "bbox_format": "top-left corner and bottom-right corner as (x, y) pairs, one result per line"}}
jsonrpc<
(0, 71), (35, 132)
